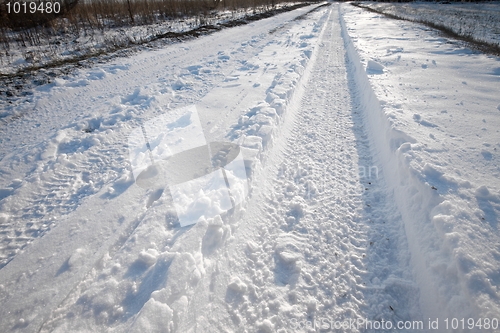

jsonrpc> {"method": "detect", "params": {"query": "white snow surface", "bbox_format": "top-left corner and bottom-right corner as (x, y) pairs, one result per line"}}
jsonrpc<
(361, 1), (500, 48)
(0, 3), (302, 75)
(0, 2), (499, 332)
(343, 3), (500, 324)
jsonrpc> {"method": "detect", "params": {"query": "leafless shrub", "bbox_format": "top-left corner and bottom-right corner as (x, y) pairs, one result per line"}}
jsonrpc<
(0, 0), (308, 73)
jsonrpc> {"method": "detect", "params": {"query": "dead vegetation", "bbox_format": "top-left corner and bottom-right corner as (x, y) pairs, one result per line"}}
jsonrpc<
(0, 0), (307, 72)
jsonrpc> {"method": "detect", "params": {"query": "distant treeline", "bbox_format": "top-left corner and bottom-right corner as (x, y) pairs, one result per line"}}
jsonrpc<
(0, 0), (299, 48)
(1, 0), (296, 29)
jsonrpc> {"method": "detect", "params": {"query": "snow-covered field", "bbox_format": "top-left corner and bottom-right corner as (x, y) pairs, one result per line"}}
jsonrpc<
(0, 3), (303, 75)
(343, 4), (500, 325)
(357, 1), (500, 49)
(0, 2), (499, 332)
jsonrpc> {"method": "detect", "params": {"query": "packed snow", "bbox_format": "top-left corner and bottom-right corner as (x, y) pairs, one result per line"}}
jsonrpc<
(0, 2), (499, 333)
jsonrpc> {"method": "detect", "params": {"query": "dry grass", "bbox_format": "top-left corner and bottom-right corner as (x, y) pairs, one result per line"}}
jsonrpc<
(0, 0), (312, 75)
(1, 0), (300, 49)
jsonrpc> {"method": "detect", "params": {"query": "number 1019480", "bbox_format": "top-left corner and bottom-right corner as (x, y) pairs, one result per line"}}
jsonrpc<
(444, 318), (498, 330)
(5, 1), (61, 14)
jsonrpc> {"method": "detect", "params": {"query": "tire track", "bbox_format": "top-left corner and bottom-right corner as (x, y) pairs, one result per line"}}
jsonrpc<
(189, 5), (422, 331)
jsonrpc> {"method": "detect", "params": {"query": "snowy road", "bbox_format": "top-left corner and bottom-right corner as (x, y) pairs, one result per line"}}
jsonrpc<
(1, 2), (499, 333)
(178, 7), (420, 332)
